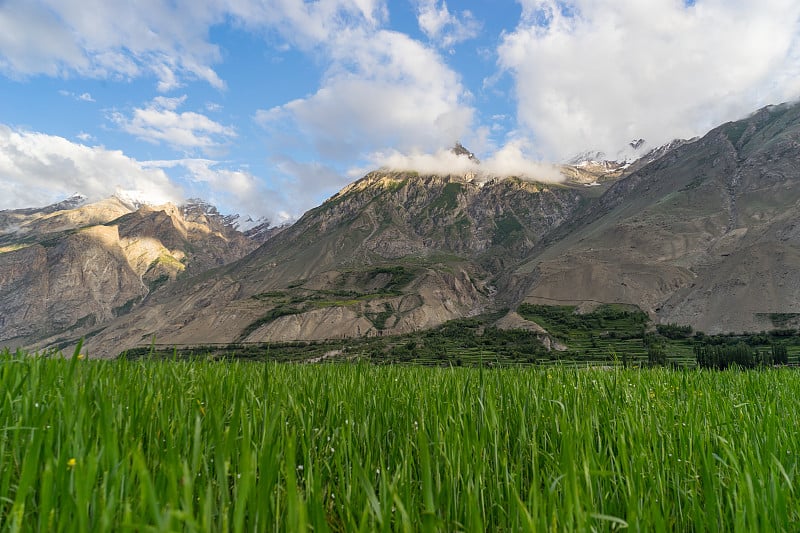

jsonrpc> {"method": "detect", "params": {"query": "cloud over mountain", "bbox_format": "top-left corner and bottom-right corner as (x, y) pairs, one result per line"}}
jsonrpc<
(1, 0), (799, 221)
(0, 124), (183, 209)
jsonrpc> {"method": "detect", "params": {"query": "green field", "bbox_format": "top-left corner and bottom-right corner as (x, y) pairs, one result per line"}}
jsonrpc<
(2, 348), (800, 531)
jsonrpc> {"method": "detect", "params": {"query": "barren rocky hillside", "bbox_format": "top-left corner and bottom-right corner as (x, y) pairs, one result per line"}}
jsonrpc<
(43, 158), (618, 356)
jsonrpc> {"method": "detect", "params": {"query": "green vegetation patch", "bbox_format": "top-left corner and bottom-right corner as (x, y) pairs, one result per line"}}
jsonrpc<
(724, 121), (749, 146)
(757, 312), (800, 328)
(0, 243), (30, 254)
(251, 290), (288, 300)
(147, 254), (185, 271)
(147, 273), (170, 293)
(68, 313), (98, 331)
(369, 265), (416, 293)
(238, 305), (305, 340)
(518, 303), (648, 340)
(365, 303), (394, 330)
(518, 303), (677, 364)
(380, 176), (408, 193)
(519, 303), (800, 367)
(430, 182), (463, 211)
(492, 214), (524, 246)
(679, 175), (706, 192)
(656, 323), (693, 339)
(112, 297), (142, 317)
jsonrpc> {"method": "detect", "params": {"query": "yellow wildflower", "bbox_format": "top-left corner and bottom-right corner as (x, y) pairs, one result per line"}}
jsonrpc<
(77, 354), (86, 360)
(67, 458), (77, 469)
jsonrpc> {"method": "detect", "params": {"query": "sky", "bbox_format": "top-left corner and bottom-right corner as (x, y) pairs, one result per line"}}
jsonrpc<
(1, 0), (799, 224)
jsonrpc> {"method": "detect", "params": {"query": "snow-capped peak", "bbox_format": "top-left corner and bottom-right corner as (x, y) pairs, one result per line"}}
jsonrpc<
(568, 138), (694, 175)
(112, 189), (158, 210)
(568, 139), (650, 168)
(29, 192), (89, 214)
(235, 214), (271, 233)
(59, 192), (88, 209)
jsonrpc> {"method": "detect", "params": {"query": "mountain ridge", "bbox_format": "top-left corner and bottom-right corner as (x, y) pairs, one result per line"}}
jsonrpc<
(0, 196), (269, 347)
(5, 102), (800, 357)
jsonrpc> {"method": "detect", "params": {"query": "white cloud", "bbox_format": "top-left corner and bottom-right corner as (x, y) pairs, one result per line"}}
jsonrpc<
(499, 0), (800, 160)
(0, 0), (388, 90)
(364, 139), (563, 183)
(367, 148), (478, 176)
(58, 90), (95, 102)
(272, 155), (351, 217)
(481, 140), (563, 182)
(0, 126), (284, 221)
(111, 95), (236, 153)
(0, 0), (225, 90)
(144, 158), (286, 222)
(0, 124), (184, 209)
(258, 29), (475, 161)
(416, 0), (481, 47)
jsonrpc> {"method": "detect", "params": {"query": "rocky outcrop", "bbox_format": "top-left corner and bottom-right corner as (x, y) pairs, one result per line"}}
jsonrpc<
(0, 225), (146, 344)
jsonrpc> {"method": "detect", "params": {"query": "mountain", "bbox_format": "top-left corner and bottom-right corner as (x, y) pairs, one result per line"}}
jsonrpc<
(24, 144), (666, 356)
(0, 196), (266, 347)
(516, 102), (800, 333)
(6, 102), (800, 357)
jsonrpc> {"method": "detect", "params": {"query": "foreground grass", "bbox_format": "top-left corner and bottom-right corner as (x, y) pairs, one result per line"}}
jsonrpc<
(1, 350), (799, 531)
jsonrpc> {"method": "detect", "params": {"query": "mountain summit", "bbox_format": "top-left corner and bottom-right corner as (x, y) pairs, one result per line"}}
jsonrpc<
(451, 142), (480, 163)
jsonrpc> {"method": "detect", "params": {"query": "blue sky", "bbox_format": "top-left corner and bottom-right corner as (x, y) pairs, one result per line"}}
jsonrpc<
(1, 1), (799, 223)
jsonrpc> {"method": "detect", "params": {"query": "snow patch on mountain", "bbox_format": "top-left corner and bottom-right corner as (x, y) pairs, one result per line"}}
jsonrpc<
(112, 189), (159, 210)
(567, 138), (695, 172)
(568, 139), (650, 167)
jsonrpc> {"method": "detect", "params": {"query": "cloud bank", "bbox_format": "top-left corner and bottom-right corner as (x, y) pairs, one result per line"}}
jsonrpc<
(257, 28), (475, 161)
(0, 0), (385, 91)
(366, 139), (563, 184)
(0, 125), (183, 209)
(499, 0), (800, 160)
(0, 126), (292, 223)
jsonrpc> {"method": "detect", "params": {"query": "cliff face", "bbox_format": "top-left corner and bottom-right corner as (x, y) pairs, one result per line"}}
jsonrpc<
(0, 225), (147, 343)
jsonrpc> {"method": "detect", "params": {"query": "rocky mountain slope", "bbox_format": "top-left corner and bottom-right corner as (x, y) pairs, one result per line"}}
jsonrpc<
(0, 196), (264, 347)
(516, 102), (800, 333)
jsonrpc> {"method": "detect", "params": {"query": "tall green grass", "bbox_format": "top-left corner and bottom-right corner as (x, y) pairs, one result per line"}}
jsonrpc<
(1, 348), (799, 531)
